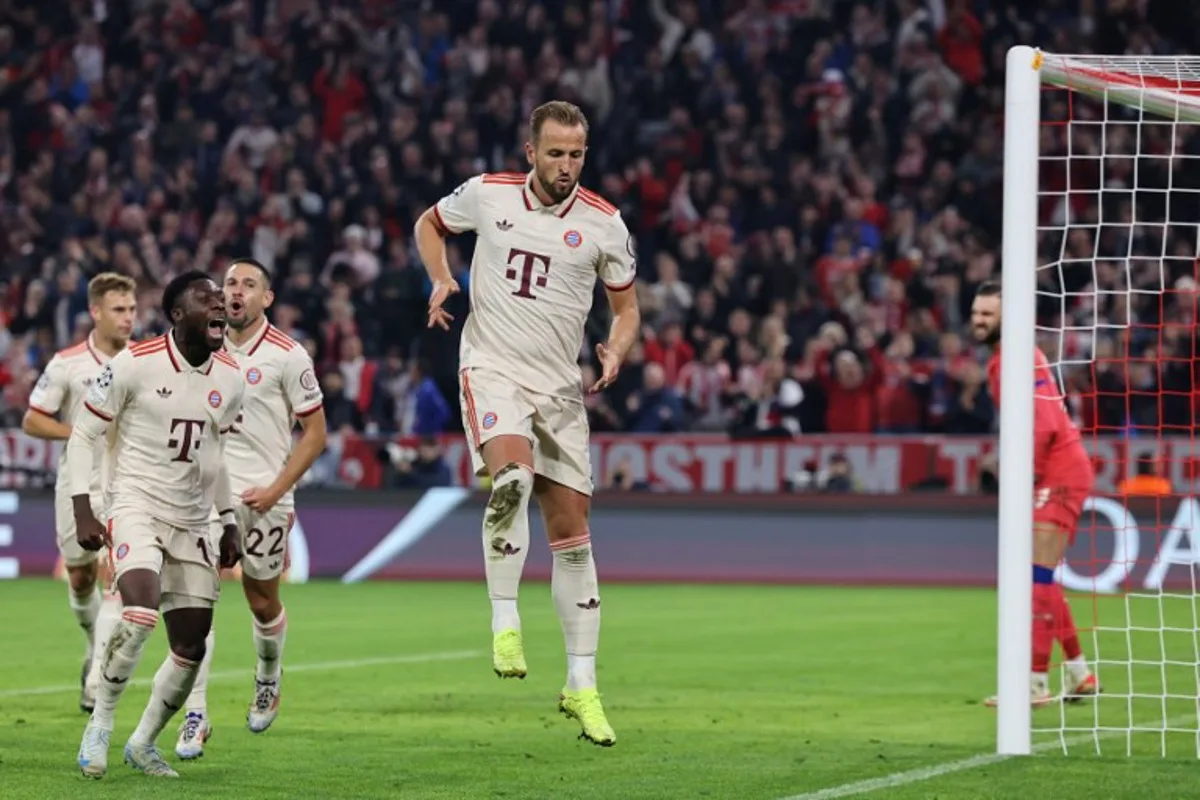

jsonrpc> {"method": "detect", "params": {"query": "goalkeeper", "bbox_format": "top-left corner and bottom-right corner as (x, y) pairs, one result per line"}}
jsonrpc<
(972, 282), (1100, 707)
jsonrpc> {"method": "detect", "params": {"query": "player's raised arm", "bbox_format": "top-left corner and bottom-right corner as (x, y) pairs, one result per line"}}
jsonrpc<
(66, 353), (130, 549)
(590, 217), (641, 393)
(415, 176), (483, 330)
(23, 358), (73, 440)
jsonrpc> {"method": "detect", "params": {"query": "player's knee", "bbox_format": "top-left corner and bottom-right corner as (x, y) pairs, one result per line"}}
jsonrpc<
(486, 463), (534, 529)
(170, 639), (206, 664)
(67, 564), (97, 594)
(245, 590), (281, 623)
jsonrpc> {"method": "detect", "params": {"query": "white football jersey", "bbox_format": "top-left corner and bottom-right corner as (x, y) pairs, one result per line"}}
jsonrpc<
(28, 334), (114, 498)
(222, 321), (323, 506)
(70, 332), (245, 529)
(434, 171), (637, 399)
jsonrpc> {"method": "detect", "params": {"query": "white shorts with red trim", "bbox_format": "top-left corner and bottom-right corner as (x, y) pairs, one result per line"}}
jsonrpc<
(459, 367), (593, 497)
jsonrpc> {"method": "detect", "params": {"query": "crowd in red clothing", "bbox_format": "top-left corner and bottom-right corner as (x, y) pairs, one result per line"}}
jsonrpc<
(2, 0), (1198, 440)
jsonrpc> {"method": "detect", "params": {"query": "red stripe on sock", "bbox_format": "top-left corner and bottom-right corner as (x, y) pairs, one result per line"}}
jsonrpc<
(122, 610), (158, 628)
(1032, 584), (1055, 673)
(550, 533), (591, 552)
(257, 613), (287, 637)
(170, 652), (197, 670)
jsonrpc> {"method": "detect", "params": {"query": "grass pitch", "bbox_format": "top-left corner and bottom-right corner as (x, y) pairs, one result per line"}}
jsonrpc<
(0, 579), (1196, 799)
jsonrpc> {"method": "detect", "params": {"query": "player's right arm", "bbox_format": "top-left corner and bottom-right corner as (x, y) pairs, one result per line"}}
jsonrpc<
(66, 352), (132, 550)
(414, 176), (483, 329)
(22, 358), (72, 440)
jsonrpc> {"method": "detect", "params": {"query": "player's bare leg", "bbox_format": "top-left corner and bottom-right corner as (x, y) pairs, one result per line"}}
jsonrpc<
(243, 574), (287, 732)
(536, 476), (614, 746)
(78, 568), (161, 778)
(124, 605), (209, 777)
(65, 561), (101, 712)
(480, 435), (535, 679)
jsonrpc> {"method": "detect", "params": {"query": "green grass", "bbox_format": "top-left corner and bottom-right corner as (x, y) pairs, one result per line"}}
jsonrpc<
(1, 579), (1198, 799)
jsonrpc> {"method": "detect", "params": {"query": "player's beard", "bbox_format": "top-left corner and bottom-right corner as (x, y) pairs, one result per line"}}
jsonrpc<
(977, 323), (1001, 347)
(538, 171), (575, 204)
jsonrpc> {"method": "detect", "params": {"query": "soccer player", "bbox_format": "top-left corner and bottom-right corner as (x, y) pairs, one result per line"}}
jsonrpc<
(971, 281), (1101, 706)
(414, 100), (640, 746)
(175, 259), (326, 759)
(72, 271), (245, 778)
(23, 272), (136, 713)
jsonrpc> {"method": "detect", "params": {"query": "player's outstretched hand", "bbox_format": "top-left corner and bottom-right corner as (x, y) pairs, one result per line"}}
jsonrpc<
(219, 524), (242, 569)
(589, 343), (621, 394)
(427, 278), (461, 330)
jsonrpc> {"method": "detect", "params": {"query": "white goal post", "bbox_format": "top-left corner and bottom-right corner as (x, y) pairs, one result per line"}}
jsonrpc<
(999, 45), (1200, 756)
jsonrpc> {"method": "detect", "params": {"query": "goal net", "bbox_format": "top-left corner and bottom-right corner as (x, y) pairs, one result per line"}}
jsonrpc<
(999, 46), (1200, 757)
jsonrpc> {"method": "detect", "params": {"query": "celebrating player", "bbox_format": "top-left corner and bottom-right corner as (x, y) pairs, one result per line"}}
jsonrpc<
(971, 281), (1101, 706)
(23, 272), (136, 714)
(414, 100), (640, 746)
(73, 271), (245, 778)
(175, 259), (326, 759)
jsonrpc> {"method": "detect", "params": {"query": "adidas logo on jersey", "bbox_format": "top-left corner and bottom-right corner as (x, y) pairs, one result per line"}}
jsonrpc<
(495, 219), (513, 231)
(157, 387), (173, 398)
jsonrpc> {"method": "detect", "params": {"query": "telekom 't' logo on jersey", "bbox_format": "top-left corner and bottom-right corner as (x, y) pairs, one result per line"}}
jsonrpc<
(168, 418), (206, 463)
(506, 248), (551, 299)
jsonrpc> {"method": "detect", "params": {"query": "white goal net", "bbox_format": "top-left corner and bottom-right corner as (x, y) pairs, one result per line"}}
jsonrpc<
(1005, 48), (1200, 757)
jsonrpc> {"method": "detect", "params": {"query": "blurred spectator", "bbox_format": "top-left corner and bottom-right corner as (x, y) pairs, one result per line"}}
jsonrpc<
(397, 358), (451, 437)
(627, 362), (685, 433)
(380, 436), (453, 489)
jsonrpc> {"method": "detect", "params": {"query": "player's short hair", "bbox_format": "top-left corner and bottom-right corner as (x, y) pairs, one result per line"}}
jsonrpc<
(529, 100), (589, 144)
(228, 257), (272, 288)
(161, 270), (215, 319)
(87, 272), (136, 306)
(975, 281), (1001, 298)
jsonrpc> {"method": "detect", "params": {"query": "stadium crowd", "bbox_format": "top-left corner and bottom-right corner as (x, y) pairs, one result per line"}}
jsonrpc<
(1, 0), (1198, 440)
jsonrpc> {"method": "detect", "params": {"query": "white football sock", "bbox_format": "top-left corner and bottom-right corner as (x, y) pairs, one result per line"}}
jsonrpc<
(69, 584), (101, 645)
(91, 607), (158, 732)
(1032, 671), (1049, 695)
(129, 651), (201, 746)
(253, 609), (287, 682)
(1065, 655), (1091, 685)
(551, 533), (600, 691)
(185, 628), (215, 715)
(85, 589), (122, 689)
(482, 464), (532, 634)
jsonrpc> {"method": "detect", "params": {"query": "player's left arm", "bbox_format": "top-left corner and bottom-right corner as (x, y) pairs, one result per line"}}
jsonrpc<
(591, 216), (641, 393)
(244, 352), (327, 512)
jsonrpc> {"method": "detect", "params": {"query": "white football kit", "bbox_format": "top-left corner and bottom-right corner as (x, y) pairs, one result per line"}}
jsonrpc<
(215, 322), (323, 580)
(28, 334), (114, 567)
(66, 332), (245, 611)
(433, 171), (636, 495)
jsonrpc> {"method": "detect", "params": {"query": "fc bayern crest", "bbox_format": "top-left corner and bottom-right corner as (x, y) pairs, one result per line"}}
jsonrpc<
(246, 367), (262, 385)
(482, 411), (498, 430)
(563, 229), (583, 248)
(208, 390), (223, 408)
(116, 543), (130, 560)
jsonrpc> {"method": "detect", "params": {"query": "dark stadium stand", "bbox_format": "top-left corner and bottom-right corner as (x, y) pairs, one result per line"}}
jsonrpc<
(0, 0), (1196, 436)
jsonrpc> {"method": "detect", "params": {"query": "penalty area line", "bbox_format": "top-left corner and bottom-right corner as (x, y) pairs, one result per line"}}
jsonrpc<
(778, 717), (1196, 800)
(0, 649), (483, 699)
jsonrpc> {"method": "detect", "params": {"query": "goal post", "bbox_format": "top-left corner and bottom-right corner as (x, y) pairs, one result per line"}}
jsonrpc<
(999, 45), (1200, 757)
(997, 43), (1040, 757)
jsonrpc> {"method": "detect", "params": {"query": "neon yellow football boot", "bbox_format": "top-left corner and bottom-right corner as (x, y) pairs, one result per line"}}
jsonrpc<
(492, 629), (527, 679)
(559, 688), (616, 746)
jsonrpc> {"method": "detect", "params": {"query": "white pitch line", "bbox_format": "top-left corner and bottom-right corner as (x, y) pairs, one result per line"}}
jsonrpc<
(779, 718), (1196, 800)
(0, 649), (483, 699)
